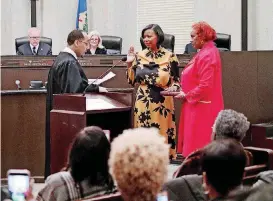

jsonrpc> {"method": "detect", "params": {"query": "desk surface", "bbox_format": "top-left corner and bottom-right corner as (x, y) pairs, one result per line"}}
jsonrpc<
(0, 54), (192, 68)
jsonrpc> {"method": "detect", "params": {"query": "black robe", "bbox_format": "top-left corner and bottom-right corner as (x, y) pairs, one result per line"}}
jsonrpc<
(45, 52), (98, 178)
(85, 47), (107, 55)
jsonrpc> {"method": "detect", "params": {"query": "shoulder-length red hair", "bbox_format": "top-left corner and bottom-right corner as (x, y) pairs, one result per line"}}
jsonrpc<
(192, 21), (216, 42)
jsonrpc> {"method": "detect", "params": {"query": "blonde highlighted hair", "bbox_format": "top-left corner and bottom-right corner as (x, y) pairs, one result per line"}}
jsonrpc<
(109, 127), (169, 201)
(88, 30), (104, 49)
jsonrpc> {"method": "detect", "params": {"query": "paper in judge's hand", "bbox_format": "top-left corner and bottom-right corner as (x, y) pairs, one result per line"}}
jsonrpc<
(98, 86), (108, 92)
(88, 71), (116, 85)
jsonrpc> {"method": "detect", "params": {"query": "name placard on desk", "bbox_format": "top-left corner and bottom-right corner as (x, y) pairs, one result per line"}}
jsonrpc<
(19, 60), (54, 67)
(1, 55), (191, 68)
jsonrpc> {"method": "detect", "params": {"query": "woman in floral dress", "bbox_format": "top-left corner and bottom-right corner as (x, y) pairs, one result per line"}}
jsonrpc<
(126, 24), (180, 159)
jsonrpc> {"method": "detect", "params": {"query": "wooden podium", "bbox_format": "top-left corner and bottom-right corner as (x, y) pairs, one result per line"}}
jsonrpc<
(50, 91), (133, 174)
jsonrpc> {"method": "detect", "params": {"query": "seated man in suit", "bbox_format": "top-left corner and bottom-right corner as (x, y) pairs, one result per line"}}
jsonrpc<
(17, 27), (52, 56)
(184, 34), (197, 54)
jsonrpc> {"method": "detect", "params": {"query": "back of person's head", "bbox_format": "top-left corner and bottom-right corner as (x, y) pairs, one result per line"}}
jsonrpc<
(109, 127), (169, 201)
(202, 139), (247, 197)
(212, 109), (250, 142)
(69, 126), (113, 189)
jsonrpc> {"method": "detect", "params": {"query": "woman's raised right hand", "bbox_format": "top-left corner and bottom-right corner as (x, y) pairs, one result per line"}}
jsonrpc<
(126, 46), (135, 63)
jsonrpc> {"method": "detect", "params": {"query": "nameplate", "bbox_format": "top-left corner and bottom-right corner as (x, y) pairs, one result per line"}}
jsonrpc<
(19, 60), (53, 67)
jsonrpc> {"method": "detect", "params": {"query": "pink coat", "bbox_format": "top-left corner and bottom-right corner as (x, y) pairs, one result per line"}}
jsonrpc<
(178, 41), (224, 156)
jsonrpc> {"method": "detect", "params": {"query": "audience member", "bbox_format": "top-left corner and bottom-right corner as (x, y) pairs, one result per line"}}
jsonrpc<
(86, 30), (107, 55)
(45, 30), (99, 178)
(175, 21), (224, 157)
(212, 109), (250, 142)
(223, 184), (273, 201)
(162, 174), (205, 201)
(202, 139), (246, 201)
(37, 126), (115, 201)
(109, 127), (169, 201)
(252, 170), (273, 187)
(163, 139), (247, 201)
(173, 109), (251, 178)
(17, 27), (52, 56)
(126, 24), (180, 160)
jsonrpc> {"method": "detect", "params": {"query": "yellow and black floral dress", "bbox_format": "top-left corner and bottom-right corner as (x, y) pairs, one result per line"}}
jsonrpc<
(127, 47), (180, 159)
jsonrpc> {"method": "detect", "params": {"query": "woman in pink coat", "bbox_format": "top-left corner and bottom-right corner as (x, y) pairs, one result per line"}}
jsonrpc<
(175, 21), (224, 157)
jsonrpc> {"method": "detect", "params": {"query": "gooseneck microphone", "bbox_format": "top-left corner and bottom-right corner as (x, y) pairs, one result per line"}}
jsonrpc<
(82, 56), (127, 96)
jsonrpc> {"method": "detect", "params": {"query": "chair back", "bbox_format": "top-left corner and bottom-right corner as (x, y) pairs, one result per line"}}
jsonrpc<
(15, 36), (52, 52)
(101, 36), (122, 54)
(140, 33), (175, 52)
(214, 33), (231, 51)
(243, 147), (273, 185)
(173, 148), (255, 179)
(82, 192), (123, 201)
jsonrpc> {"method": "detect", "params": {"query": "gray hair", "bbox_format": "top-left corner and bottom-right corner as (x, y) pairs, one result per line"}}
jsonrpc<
(213, 109), (250, 142)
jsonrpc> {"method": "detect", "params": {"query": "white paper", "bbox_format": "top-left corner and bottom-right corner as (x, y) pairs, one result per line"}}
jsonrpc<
(86, 98), (114, 110)
(88, 71), (116, 85)
(88, 78), (103, 85)
(98, 86), (108, 92)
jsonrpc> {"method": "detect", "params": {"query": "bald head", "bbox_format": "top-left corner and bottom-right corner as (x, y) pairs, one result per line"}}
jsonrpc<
(28, 27), (40, 36)
(28, 27), (41, 47)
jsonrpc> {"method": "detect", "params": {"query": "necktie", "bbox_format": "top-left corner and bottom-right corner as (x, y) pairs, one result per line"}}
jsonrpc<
(33, 46), (37, 55)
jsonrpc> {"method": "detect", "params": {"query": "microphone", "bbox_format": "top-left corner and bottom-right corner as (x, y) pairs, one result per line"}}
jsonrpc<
(82, 56), (127, 96)
(15, 80), (22, 90)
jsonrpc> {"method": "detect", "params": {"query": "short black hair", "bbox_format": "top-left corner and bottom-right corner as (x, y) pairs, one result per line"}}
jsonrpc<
(69, 126), (114, 190)
(67, 30), (85, 46)
(141, 24), (164, 48)
(202, 139), (246, 196)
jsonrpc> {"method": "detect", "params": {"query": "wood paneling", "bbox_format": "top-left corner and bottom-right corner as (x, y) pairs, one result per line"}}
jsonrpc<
(1, 52), (273, 178)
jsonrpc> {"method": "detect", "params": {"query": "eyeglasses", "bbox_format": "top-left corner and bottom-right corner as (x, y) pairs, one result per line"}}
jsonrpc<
(80, 40), (89, 46)
(29, 37), (40, 40)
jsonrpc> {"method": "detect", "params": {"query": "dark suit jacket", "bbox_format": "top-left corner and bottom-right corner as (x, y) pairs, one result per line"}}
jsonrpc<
(17, 42), (52, 56)
(184, 42), (197, 54)
(86, 47), (107, 55)
(162, 175), (205, 201)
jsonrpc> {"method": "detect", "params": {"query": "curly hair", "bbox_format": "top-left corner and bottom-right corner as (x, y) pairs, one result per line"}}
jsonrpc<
(192, 21), (217, 42)
(213, 109), (250, 142)
(109, 127), (169, 201)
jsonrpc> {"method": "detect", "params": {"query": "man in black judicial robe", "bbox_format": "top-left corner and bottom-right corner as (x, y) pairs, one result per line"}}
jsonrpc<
(45, 30), (98, 178)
